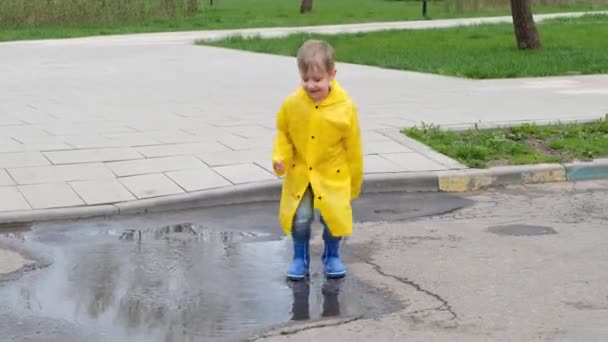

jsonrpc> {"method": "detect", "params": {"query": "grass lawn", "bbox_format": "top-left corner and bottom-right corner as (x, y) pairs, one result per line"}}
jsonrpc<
(1, 0), (607, 41)
(201, 14), (608, 79)
(403, 119), (608, 168)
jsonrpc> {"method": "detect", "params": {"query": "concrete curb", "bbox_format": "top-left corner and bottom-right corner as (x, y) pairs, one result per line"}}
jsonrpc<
(437, 163), (566, 192)
(565, 158), (608, 181)
(0, 159), (607, 224)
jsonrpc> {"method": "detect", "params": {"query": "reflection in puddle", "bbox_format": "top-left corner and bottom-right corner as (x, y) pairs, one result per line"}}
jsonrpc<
(119, 223), (264, 244)
(0, 222), (32, 242)
(0, 223), (395, 341)
(290, 279), (343, 321)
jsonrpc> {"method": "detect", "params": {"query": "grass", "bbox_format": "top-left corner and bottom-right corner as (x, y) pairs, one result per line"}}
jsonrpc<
(403, 118), (608, 168)
(202, 14), (608, 79)
(1, 0), (607, 41)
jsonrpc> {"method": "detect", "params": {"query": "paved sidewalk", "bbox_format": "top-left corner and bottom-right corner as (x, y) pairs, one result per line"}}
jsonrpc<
(0, 13), (606, 217)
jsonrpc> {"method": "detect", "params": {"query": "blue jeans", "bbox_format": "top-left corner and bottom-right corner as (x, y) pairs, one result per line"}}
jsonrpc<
(291, 186), (341, 242)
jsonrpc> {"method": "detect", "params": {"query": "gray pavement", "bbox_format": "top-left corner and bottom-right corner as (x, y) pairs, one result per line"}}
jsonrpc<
(0, 190), (469, 341)
(1, 179), (606, 341)
(0, 12), (607, 214)
(256, 180), (608, 341)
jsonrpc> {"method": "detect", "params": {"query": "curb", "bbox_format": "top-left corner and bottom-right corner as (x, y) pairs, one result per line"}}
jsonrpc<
(437, 163), (566, 192)
(0, 159), (606, 225)
(565, 158), (608, 182)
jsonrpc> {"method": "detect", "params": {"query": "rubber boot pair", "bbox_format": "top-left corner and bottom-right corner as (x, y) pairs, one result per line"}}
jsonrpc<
(286, 226), (345, 280)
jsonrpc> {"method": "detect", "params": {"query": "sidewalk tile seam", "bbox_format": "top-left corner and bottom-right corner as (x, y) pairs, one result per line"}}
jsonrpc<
(66, 181), (89, 206)
(4, 185), (33, 211)
(161, 171), (190, 194)
(112, 179), (140, 202)
(251, 161), (278, 177)
(208, 166), (237, 186)
(3, 169), (18, 186)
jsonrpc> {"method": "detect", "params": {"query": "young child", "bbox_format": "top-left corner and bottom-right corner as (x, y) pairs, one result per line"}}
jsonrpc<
(271, 39), (363, 281)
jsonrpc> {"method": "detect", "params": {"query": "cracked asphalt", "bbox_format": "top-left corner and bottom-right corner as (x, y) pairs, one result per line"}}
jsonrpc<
(256, 180), (608, 341)
(1, 181), (608, 341)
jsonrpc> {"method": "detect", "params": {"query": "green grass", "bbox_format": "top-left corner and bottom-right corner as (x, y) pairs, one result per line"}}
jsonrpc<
(403, 119), (608, 168)
(201, 14), (608, 79)
(1, 0), (607, 41)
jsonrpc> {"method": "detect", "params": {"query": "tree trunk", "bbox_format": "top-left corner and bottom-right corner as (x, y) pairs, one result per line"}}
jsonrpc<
(300, 0), (313, 14)
(510, 0), (541, 50)
(187, 0), (198, 15)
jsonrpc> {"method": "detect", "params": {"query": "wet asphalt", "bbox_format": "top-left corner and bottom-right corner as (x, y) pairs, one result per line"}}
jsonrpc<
(0, 191), (472, 342)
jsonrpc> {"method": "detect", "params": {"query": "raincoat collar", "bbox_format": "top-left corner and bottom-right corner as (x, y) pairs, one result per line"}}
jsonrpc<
(296, 79), (348, 107)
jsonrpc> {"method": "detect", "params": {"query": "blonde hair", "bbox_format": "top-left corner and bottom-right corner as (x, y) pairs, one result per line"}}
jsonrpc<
(296, 39), (335, 73)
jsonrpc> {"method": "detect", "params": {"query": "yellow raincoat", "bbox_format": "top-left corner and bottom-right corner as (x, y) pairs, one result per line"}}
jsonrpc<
(272, 80), (363, 237)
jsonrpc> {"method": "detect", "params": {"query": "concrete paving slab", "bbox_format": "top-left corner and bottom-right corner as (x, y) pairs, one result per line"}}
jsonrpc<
(166, 168), (231, 191)
(105, 131), (203, 144)
(119, 173), (185, 199)
(0, 152), (51, 168)
(69, 179), (136, 205)
(364, 140), (413, 154)
(0, 187), (30, 212)
(0, 142), (74, 153)
(0, 170), (15, 186)
(363, 155), (406, 174)
(197, 149), (270, 167)
(60, 136), (126, 149)
(44, 148), (144, 164)
(379, 152), (451, 171)
(212, 163), (276, 184)
(106, 156), (207, 177)
(18, 183), (84, 209)
(8, 163), (115, 185)
(135, 142), (230, 158)
(217, 135), (273, 151)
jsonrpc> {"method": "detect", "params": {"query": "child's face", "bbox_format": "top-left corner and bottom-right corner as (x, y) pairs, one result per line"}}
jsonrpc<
(300, 65), (336, 103)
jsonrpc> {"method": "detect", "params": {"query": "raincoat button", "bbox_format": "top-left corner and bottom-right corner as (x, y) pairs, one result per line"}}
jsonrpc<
(315, 105), (319, 109)
(337, 169), (340, 173)
(311, 136), (315, 139)
(309, 167), (312, 171)
(318, 196), (322, 200)
(292, 164), (296, 167)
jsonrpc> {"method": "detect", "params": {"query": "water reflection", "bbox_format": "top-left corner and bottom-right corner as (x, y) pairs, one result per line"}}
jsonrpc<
(0, 222), (392, 341)
(0, 224), (289, 341)
(289, 279), (343, 321)
(0, 223), (32, 242)
(321, 279), (342, 317)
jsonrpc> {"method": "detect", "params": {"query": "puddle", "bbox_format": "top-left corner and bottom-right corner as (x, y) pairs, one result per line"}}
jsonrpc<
(0, 190), (468, 340)
(486, 224), (558, 236)
(0, 223), (399, 342)
(0, 223), (32, 242)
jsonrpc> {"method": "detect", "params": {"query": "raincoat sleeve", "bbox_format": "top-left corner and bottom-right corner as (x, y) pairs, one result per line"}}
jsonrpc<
(345, 104), (364, 199)
(271, 102), (294, 176)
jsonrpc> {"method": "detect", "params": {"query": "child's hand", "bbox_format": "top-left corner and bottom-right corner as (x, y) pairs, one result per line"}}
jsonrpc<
(273, 161), (285, 174)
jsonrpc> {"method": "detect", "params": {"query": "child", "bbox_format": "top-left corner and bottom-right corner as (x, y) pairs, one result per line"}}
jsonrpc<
(271, 39), (363, 281)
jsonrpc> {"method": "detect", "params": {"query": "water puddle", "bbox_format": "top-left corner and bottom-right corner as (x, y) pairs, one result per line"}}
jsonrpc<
(0, 222), (398, 341)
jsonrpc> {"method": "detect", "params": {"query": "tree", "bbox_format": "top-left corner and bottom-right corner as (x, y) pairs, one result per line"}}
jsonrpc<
(300, 0), (313, 14)
(510, 0), (541, 50)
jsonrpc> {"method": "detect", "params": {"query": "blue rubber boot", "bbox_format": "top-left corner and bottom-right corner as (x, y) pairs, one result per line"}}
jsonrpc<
(286, 237), (310, 281)
(322, 223), (346, 279)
